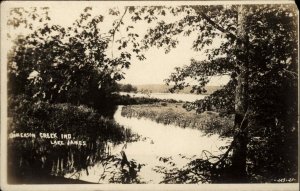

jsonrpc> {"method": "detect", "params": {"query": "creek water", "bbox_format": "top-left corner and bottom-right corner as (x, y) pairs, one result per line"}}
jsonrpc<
(68, 106), (231, 183)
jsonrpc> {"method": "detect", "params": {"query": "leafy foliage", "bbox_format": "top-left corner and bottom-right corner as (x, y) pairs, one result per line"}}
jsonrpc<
(7, 7), (51, 30)
(130, 4), (298, 182)
(107, 151), (145, 183)
(154, 151), (232, 183)
(6, 4), (298, 183)
(166, 58), (235, 94)
(183, 80), (236, 115)
(7, 7), (144, 114)
(6, 6), (148, 183)
(7, 95), (136, 182)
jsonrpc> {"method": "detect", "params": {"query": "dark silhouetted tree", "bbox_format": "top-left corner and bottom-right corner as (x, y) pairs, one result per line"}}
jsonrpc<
(7, 7), (144, 115)
(129, 4), (298, 182)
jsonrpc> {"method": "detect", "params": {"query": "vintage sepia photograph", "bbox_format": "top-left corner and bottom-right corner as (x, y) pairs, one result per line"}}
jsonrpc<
(0, 0), (299, 190)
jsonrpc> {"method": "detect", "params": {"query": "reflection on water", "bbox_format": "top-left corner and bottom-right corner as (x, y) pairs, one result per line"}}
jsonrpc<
(7, 101), (134, 184)
(75, 106), (230, 183)
(119, 92), (207, 102)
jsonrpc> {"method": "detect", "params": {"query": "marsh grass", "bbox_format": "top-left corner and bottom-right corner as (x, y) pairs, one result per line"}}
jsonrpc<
(121, 103), (234, 137)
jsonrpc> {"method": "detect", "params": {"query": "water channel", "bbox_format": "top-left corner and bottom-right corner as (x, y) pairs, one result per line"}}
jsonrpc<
(68, 105), (231, 183)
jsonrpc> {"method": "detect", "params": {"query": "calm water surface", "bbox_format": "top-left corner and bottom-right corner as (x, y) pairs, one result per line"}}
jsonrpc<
(68, 106), (231, 183)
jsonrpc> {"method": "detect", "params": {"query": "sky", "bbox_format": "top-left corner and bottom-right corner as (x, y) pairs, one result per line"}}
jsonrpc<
(2, 1), (230, 86)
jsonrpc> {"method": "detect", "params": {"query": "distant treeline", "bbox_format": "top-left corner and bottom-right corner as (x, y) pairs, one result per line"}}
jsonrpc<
(118, 84), (221, 94)
(117, 84), (138, 93)
(114, 94), (180, 105)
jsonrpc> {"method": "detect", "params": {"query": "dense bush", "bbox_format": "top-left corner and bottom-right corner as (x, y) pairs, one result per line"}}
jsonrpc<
(8, 95), (134, 183)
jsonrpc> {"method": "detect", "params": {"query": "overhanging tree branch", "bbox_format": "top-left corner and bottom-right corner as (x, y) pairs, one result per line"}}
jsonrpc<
(111, 7), (128, 58)
(191, 6), (243, 44)
(199, 12), (240, 42)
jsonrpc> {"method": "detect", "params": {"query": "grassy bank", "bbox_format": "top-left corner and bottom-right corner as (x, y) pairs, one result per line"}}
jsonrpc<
(8, 95), (136, 184)
(121, 102), (234, 137)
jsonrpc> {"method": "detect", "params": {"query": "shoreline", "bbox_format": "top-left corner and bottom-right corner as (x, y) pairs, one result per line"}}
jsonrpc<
(120, 102), (234, 138)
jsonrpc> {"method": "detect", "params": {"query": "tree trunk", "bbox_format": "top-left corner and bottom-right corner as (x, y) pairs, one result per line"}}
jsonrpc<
(231, 5), (249, 183)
